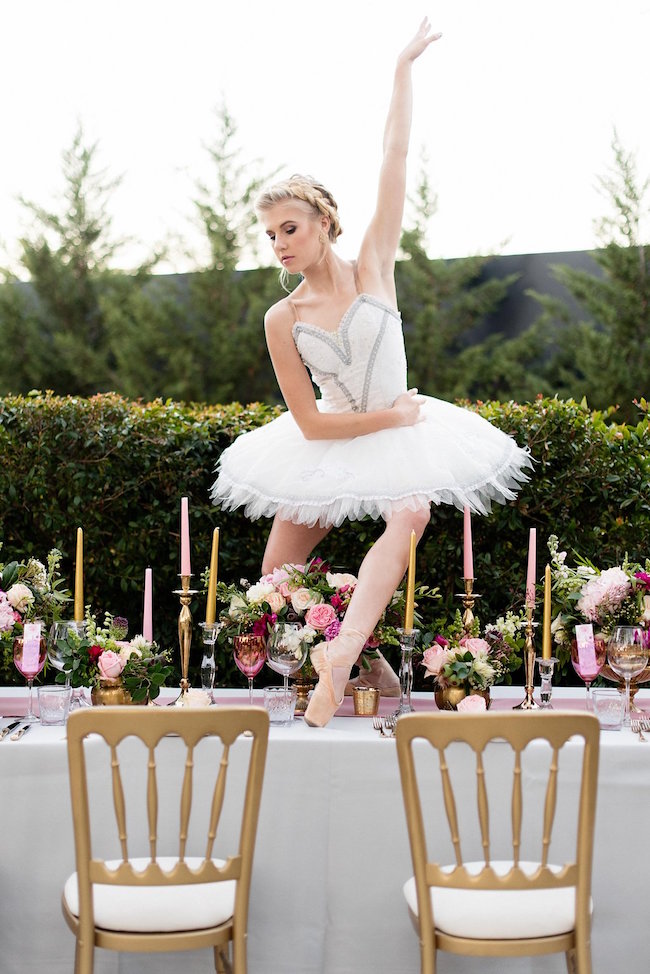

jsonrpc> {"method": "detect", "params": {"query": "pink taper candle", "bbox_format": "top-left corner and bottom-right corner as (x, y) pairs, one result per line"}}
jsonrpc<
(180, 497), (191, 576)
(463, 507), (474, 579)
(143, 567), (153, 642)
(526, 528), (537, 608)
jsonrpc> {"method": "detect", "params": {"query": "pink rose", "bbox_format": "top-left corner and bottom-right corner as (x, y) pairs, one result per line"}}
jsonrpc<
(422, 646), (450, 677)
(266, 591), (286, 614)
(305, 602), (337, 631)
(459, 637), (490, 657)
(456, 694), (487, 713)
(278, 581), (292, 598)
(97, 650), (125, 680)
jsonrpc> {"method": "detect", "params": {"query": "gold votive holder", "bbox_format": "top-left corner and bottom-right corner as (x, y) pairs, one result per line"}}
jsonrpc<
(353, 686), (380, 716)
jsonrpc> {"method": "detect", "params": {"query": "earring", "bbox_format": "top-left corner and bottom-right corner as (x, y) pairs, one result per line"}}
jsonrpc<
(319, 231), (327, 245)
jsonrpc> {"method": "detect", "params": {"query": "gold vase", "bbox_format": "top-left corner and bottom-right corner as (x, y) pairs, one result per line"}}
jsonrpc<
(91, 677), (132, 706)
(434, 686), (491, 711)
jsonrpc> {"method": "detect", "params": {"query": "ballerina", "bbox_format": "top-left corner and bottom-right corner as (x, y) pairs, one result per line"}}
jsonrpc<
(212, 19), (531, 726)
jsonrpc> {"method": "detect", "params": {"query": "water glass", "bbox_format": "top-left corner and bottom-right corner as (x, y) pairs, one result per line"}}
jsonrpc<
(592, 688), (625, 730)
(263, 685), (297, 726)
(37, 684), (72, 725)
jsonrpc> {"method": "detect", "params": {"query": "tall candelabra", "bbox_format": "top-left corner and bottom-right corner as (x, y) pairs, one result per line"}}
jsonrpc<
(514, 604), (539, 710)
(173, 574), (198, 704)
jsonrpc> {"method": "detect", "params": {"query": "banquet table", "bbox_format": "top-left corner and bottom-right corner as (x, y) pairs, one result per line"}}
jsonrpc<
(0, 685), (648, 974)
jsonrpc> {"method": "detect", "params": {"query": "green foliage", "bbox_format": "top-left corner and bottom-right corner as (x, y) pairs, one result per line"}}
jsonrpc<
(0, 392), (647, 689)
(528, 132), (650, 422)
(397, 167), (522, 400)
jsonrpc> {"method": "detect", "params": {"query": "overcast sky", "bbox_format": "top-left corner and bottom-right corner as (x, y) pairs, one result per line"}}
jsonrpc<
(2, 0), (649, 275)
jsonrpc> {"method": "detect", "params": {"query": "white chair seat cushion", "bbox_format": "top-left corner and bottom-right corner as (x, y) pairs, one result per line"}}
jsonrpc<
(403, 860), (591, 939)
(63, 856), (235, 933)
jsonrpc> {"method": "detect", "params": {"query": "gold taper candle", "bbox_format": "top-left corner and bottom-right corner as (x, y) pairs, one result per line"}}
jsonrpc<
(403, 530), (417, 631)
(542, 563), (552, 660)
(74, 527), (84, 621)
(205, 527), (219, 625)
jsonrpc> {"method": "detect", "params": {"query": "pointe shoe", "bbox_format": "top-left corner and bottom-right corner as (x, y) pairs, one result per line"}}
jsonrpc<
(304, 629), (365, 728)
(344, 650), (401, 698)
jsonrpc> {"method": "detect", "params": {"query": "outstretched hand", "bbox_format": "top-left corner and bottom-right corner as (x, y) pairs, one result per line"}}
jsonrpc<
(398, 17), (442, 64)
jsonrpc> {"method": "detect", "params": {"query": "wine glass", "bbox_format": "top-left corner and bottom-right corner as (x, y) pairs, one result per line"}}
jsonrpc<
(14, 620), (47, 721)
(266, 623), (310, 693)
(606, 626), (649, 726)
(570, 634), (606, 708)
(233, 634), (266, 705)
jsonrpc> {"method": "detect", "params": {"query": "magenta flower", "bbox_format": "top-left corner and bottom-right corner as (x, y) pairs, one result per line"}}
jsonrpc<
(634, 571), (650, 591)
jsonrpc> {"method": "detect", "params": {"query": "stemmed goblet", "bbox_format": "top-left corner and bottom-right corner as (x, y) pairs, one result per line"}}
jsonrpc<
(266, 622), (310, 693)
(233, 634), (266, 705)
(606, 626), (649, 726)
(570, 633), (606, 708)
(14, 620), (47, 721)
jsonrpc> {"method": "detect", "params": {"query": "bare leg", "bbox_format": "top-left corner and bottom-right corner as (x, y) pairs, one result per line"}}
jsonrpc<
(304, 505), (430, 726)
(262, 515), (332, 575)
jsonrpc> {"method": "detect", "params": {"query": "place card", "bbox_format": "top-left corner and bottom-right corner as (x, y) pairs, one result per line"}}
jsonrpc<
(575, 623), (598, 671)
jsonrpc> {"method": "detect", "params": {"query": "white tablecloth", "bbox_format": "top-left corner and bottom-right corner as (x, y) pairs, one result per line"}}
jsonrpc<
(0, 686), (647, 974)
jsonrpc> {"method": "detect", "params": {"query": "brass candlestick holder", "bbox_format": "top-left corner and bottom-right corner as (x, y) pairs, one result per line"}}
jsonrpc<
(514, 604), (539, 710)
(173, 574), (198, 704)
(456, 577), (481, 632)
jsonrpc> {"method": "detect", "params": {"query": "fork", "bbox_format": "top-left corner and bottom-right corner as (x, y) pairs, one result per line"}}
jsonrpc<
(630, 718), (648, 742)
(383, 715), (397, 737)
(372, 716), (386, 737)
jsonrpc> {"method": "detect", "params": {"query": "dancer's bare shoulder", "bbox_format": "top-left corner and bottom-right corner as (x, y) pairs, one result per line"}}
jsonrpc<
(264, 295), (297, 337)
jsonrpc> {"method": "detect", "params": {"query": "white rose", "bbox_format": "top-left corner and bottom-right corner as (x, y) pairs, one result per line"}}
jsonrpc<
(290, 588), (322, 615)
(246, 581), (275, 605)
(176, 688), (211, 708)
(326, 572), (358, 589)
(6, 583), (34, 613)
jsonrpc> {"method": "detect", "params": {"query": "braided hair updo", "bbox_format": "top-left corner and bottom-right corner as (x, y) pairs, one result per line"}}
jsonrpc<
(255, 174), (343, 242)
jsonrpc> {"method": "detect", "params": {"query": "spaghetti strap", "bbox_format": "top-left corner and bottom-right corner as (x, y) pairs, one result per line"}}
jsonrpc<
(286, 298), (299, 323)
(352, 261), (362, 294)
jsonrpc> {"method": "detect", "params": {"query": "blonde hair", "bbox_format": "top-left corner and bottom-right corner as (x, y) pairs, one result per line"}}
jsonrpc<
(255, 174), (343, 243)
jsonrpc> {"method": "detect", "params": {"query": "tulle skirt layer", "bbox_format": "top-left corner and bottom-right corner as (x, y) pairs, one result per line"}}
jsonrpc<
(211, 397), (532, 528)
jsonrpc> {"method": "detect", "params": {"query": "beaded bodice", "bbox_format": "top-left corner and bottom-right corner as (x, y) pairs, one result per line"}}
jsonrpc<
(292, 294), (407, 414)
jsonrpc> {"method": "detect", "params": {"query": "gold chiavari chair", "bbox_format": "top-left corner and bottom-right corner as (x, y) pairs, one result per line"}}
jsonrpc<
(396, 712), (600, 974)
(62, 706), (269, 973)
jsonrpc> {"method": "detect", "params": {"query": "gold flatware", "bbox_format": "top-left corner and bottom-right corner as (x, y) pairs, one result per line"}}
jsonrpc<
(630, 718), (648, 742)
(10, 722), (33, 741)
(0, 720), (24, 741)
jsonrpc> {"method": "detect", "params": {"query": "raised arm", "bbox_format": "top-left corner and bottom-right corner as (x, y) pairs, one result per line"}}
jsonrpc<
(358, 19), (441, 293)
(265, 304), (423, 441)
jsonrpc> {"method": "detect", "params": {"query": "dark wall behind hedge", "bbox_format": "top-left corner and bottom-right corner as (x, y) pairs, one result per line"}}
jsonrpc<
(1, 392), (648, 687)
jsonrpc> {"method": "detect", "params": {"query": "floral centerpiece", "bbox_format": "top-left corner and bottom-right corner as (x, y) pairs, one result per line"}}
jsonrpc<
(216, 557), (440, 673)
(421, 608), (525, 710)
(55, 612), (173, 702)
(547, 534), (650, 656)
(0, 547), (70, 681)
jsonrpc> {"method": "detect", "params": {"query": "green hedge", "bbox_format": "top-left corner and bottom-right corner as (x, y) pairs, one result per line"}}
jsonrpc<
(1, 392), (648, 688)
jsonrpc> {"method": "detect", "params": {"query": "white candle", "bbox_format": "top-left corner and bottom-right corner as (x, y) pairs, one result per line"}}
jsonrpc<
(143, 567), (153, 642)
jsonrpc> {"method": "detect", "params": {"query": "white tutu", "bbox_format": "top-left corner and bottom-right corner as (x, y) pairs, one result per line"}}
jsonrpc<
(211, 293), (531, 527)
